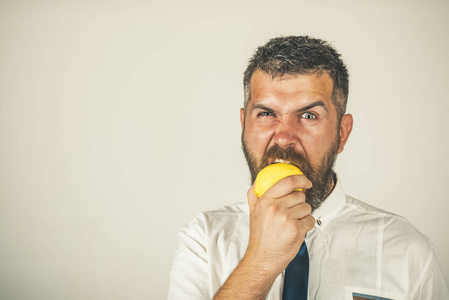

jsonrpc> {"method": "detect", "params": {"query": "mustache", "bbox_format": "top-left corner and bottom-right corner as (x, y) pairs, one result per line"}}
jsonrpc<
(259, 145), (311, 175)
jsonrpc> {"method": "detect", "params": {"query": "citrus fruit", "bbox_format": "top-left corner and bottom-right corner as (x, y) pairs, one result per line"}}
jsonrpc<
(254, 163), (303, 198)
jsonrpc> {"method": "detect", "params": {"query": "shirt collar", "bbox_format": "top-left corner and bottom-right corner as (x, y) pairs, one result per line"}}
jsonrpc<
(311, 174), (346, 231)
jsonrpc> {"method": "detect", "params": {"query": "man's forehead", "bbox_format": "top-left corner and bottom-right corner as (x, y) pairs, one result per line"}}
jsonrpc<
(249, 70), (334, 102)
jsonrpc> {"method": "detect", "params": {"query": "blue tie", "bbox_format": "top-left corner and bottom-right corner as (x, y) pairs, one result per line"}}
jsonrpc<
(282, 241), (309, 300)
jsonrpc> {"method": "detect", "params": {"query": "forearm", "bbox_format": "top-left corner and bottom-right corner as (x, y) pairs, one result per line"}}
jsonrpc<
(214, 255), (279, 300)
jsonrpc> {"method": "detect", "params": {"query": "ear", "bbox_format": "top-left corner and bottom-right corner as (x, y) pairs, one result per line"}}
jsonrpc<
(337, 114), (353, 154)
(240, 108), (245, 130)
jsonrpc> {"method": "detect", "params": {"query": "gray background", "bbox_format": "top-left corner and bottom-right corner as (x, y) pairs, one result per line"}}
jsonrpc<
(1, 0), (448, 299)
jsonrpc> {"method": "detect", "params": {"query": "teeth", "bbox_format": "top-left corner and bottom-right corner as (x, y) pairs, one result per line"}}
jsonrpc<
(274, 159), (291, 164)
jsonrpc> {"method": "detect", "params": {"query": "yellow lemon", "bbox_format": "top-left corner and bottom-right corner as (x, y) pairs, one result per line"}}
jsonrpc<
(254, 163), (303, 198)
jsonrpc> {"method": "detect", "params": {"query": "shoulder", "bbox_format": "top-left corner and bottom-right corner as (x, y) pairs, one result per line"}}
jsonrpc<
(181, 201), (249, 239)
(202, 201), (249, 218)
(190, 201), (248, 224)
(345, 195), (433, 258)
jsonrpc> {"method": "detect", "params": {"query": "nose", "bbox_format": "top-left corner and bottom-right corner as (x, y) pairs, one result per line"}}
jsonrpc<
(273, 116), (298, 149)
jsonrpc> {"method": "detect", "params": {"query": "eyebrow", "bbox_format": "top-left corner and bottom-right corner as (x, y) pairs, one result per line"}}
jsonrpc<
(295, 101), (328, 113)
(250, 100), (328, 115)
(250, 104), (276, 114)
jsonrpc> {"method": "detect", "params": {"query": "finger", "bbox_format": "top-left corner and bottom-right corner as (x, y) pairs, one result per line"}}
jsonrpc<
(263, 175), (312, 199)
(297, 215), (316, 234)
(247, 183), (258, 214)
(288, 202), (312, 220)
(276, 190), (306, 208)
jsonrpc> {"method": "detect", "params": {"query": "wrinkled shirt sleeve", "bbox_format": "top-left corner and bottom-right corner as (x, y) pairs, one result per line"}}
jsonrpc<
(168, 215), (211, 300)
(411, 248), (449, 299)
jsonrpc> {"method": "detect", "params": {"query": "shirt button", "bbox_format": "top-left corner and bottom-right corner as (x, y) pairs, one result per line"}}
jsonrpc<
(317, 218), (322, 226)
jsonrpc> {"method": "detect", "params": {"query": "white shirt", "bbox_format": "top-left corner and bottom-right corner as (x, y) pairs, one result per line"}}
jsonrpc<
(168, 178), (449, 299)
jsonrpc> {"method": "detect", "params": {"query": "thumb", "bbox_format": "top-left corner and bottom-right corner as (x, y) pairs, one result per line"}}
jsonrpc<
(247, 183), (258, 214)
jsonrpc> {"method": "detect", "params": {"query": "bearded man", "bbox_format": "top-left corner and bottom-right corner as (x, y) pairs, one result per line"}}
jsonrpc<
(168, 36), (448, 299)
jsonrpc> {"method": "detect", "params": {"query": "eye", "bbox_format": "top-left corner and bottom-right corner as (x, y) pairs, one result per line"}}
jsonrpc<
(301, 112), (317, 119)
(257, 111), (275, 117)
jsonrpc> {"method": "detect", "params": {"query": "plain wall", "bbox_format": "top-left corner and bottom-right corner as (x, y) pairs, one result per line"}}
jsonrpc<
(1, 0), (448, 299)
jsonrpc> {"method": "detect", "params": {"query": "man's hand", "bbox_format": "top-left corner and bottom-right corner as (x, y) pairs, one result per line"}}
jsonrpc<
(245, 174), (315, 276)
(214, 175), (315, 299)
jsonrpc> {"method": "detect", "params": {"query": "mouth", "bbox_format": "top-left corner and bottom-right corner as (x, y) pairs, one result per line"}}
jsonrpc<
(269, 158), (300, 170)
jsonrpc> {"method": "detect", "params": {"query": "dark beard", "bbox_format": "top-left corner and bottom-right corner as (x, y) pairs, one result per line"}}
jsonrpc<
(241, 135), (339, 211)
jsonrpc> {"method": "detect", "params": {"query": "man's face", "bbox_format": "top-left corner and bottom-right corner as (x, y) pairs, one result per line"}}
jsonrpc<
(240, 70), (352, 210)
